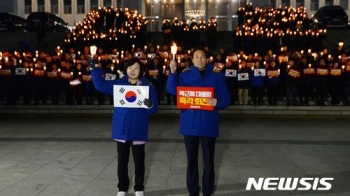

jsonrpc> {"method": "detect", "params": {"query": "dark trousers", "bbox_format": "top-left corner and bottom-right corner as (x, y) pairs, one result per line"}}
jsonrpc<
(315, 84), (326, 106)
(298, 85), (311, 105)
(267, 84), (279, 105)
(117, 141), (145, 192)
(251, 86), (264, 105)
(184, 135), (216, 196)
(286, 86), (297, 105)
(343, 82), (350, 105)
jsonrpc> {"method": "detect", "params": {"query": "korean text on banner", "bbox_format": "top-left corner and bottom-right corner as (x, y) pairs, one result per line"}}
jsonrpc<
(176, 86), (214, 111)
(113, 85), (149, 109)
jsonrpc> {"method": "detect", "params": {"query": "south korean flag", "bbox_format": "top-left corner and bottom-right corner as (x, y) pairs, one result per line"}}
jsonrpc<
(113, 85), (149, 108)
(105, 73), (117, 81)
(238, 73), (249, 81)
(15, 68), (26, 75)
(225, 69), (236, 77)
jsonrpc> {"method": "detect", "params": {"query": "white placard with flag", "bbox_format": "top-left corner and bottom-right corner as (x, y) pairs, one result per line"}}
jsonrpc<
(238, 73), (249, 81)
(225, 69), (236, 77)
(254, 69), (266, 76)
(113, 85), (149, 108)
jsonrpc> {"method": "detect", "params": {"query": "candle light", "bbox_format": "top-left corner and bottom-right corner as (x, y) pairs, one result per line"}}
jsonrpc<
(342, 65), (345, 69)
(170, 43), (177, 60)
(339, 42), (344, 47)
(308, 64), (312, 68)
(90, 45), (97, 56)
(70, 72), (73, 76)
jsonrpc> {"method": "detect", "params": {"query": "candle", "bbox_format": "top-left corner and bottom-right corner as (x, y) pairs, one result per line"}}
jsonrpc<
(90, 45), (97, 56)
(171, 43), (177, 59)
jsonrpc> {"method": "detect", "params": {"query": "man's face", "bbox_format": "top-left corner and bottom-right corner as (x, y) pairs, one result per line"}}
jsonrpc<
(192, 50), (207, 71)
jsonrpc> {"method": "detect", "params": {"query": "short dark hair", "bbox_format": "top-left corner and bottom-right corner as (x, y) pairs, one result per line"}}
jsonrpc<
(190, 47), (207, 59)
(123, 58), (145, 78)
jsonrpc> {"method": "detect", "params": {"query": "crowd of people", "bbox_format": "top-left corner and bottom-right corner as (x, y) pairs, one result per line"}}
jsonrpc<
(0, 3), (350, 106)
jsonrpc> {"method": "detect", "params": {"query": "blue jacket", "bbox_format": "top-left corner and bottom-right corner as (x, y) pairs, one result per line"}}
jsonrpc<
(166, 64), (230, 138)
(91, 68), (158, 141)
(251, 68), (266, 87)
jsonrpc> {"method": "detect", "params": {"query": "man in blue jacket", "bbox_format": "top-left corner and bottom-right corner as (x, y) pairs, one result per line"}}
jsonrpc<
(166, 47), (230, 196)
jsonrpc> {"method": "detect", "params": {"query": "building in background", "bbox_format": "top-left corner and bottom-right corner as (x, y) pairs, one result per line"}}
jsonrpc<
(0, 0), (349, 31)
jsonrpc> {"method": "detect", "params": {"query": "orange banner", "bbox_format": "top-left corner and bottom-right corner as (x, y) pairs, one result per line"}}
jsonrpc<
(330, 68), (342, 76)
(288, 69), (300, 78)
(316, 68), (328, 76)
(303, 68), (315, 75)
(177, 86), (214, 111)
(267, 70), (279, 78)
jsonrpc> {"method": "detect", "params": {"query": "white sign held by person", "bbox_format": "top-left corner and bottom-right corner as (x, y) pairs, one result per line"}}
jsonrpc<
(113, 85), (149, 108)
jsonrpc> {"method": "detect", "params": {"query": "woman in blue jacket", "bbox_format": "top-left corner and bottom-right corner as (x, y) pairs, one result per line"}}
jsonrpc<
(90, 58), (158, 196)
(166, 47), (230, 196)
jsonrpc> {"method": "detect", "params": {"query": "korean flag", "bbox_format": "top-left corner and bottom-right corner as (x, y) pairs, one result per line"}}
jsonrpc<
(113, 85), (149, 108)
(238, 73), (249, 81)
(225, 69), (236, 77)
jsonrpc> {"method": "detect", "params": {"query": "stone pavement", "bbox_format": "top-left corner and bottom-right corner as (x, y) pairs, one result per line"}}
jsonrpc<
(0, 113), (350, 196)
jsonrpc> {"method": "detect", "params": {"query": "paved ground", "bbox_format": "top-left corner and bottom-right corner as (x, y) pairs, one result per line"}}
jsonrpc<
(0, 114), (350, 196)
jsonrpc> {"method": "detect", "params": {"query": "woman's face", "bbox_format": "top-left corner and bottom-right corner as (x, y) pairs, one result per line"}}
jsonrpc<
(192, 50), (207, 71)
(127, 62), (141, 79)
